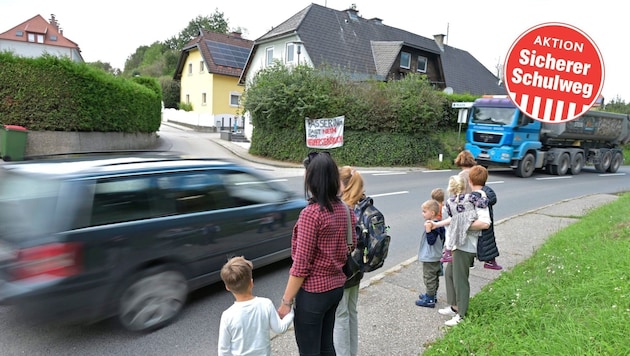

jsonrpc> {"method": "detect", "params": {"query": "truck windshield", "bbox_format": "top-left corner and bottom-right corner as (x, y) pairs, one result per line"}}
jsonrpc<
(470, 107), (515, 126)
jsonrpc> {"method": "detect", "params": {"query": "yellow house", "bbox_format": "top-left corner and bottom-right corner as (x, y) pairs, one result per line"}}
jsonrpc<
(174, 30), (253, 131)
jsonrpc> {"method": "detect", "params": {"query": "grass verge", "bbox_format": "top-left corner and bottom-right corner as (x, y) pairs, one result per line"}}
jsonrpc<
(423, 192), (630, 355)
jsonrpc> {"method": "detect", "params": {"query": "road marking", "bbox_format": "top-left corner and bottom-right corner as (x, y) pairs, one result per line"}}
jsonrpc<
(535, 176), (573, 180)
(423, 170), (454, 173)
(487, 181), (504, 185)
(372, 172), (407, 176)
(598, 173), (626, 177)
(371, 191), (408, 198)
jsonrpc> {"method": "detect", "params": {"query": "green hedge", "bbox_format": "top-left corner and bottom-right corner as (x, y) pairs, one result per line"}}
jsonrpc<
(243, 63), (478, 166)
(0, 52), (161, 133)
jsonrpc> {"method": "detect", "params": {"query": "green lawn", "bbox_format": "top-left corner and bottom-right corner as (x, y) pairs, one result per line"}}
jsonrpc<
(423, 193), (630, 355)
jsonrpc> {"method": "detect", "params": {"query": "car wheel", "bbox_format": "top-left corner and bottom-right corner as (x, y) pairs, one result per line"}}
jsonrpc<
(117, 266), (188, 332)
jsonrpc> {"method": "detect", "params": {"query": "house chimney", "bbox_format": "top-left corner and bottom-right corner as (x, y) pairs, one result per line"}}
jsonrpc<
(49, 14), (59, 31)
(370, 17), (383, 25)
(346, 4), (359, 20)
(434, 34), (446, 51)
(231, 31), (242, 39)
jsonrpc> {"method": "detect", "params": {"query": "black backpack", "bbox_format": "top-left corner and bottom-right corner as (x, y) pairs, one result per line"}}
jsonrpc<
(355, 196), (391, 272)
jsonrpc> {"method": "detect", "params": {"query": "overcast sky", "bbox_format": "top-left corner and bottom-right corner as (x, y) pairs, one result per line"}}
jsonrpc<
(2, 0), (627, 102)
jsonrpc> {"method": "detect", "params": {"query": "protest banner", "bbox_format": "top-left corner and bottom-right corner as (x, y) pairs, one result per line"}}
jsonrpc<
(305, 116), (344, 149)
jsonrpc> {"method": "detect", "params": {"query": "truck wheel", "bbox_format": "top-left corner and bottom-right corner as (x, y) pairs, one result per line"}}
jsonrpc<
(549, 153), (570, 176)
(117, 266), (188, 332)
(607, 152), (623, 173)
(569, 153), (584, 175)
(595, 150), (612, 172)
(515, 153), (535, 178)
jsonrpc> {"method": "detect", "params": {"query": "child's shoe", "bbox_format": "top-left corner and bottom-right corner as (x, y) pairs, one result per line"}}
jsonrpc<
(440, 249), (452, 263)
(415, 294), (437, 308)
(483, 259), (503, 270)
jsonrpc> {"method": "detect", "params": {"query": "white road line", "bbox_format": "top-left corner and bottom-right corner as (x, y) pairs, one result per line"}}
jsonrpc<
(535, 176), (573, 180)
(371, 191), (409, 198)
(372, 172), (407, 176)
(598, 173), (626, 177)
(423, 170), (454, 173)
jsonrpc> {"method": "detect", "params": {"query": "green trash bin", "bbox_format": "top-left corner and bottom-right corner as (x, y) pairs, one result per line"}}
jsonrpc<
(1, 125), (29, 161)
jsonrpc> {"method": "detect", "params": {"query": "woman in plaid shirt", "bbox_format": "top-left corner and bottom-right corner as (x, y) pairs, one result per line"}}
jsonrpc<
(278, 152), (357, 356)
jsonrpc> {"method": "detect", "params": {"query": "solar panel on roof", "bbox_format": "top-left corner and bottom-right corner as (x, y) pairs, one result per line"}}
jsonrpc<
(205, 40), (250, 68)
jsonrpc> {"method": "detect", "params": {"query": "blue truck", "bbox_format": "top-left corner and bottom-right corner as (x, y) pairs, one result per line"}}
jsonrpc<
(464, 96), (630, 177)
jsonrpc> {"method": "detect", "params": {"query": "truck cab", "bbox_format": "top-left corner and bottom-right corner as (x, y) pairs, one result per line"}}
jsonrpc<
(464, 96), (542, 170)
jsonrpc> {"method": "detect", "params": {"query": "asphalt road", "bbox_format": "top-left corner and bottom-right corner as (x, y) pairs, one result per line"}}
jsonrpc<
(1, 125), (628, 355)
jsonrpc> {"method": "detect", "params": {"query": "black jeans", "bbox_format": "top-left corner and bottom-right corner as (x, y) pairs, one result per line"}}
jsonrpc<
(294, 286), (344, 356)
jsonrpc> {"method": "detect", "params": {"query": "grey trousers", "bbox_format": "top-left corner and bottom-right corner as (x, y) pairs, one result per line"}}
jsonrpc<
(444, 249), (476, 317)
(333, 285), (360, 356)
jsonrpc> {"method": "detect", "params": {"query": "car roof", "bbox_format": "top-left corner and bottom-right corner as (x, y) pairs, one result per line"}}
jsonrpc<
(0, 153), (249, 180)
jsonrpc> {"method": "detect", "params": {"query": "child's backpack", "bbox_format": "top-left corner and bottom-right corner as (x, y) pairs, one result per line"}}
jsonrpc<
(355, 196), (391, 272)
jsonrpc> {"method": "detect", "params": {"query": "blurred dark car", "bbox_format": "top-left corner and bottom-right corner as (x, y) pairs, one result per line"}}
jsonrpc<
(0, 153), (306, 332)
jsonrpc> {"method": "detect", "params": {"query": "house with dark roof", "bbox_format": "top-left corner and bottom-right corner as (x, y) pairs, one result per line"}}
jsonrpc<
(239, 3), (505, 96)
(173, 30), (253, 126)
(0, 14), (83, 62)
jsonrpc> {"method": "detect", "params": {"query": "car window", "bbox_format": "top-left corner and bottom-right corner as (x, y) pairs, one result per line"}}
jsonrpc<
(0, 171), (61, 238)
(222, 171), (287, 206)
(155, 171), (234, 215)
(91, 176), (155, 226)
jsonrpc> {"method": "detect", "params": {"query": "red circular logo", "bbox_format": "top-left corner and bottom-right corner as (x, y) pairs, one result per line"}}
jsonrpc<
(504, 23), (604, 123)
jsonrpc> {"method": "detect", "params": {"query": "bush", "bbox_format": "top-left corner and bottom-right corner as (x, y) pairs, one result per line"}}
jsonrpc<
(243, 62), (471, 166)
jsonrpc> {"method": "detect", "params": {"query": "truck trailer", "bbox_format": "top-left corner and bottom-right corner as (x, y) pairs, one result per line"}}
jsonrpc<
(464, 96), (630, 178)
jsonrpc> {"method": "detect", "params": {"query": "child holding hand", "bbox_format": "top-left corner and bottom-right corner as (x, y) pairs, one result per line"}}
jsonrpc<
(415, 199), (446, 308)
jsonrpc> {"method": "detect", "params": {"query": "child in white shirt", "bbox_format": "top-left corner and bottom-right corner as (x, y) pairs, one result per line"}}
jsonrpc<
(218, 256), (294, 356)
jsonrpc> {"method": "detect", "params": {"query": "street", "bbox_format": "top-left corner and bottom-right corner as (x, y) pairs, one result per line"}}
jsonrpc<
(1, 125), (629, 355)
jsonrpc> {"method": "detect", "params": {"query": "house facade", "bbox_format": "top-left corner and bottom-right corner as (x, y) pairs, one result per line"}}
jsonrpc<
(240, 4), (504, 96)
(0, 14), (83, 62)
(173, 30), (253, 130)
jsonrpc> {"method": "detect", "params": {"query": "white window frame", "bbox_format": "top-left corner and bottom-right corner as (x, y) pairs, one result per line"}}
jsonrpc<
(185, 94), (190, 104)
(286, 43), (295, 63)
(266, 47), (274, 66)
(417, 55), (427, 73)
(188, 63), (193, 75)
(400, 52), (411, 69)
(27, 33), (35, 42)
(202, 93), (207, 106)
(37, 34), (44, 43)
(230, 92), (241, 107)
(200, 61), (205, 73)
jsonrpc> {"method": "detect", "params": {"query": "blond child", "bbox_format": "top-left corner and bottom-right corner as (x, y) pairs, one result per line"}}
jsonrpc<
(415, 199), (445, 308)
(218, 256), (294, 356)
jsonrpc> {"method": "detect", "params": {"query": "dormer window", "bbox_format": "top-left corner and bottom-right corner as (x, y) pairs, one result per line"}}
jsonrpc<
(27, 33), (44, 43)
(417, 56), (427, 73)
(400, 52), (411, 69)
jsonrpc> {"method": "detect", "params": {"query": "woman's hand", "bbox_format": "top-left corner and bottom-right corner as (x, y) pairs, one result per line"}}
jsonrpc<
(277, 303), (292, 318)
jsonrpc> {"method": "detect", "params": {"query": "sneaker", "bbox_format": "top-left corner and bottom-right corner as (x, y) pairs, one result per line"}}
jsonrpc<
(484, 260), (503, 270)
(415, 294), (436, 308)
(445, 314), (463, 326)
(440, 250), (452, 263)
(438, 306), (457, 316)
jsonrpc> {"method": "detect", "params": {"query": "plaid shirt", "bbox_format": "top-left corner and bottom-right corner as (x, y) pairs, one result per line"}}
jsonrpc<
(290, 200), (357, 293)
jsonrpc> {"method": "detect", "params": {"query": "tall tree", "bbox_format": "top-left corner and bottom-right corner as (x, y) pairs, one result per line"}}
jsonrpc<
(164, 9), (229, 51)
